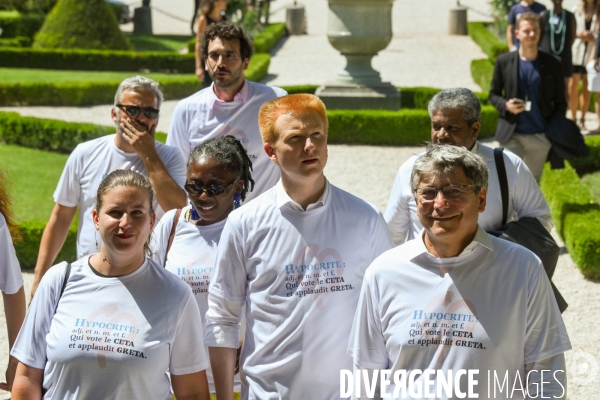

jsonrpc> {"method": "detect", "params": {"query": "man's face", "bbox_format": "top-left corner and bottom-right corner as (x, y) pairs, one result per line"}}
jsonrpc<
(111, 90), (159, 137)
(515, 19), (540, 47)
(431, 108), (479, 150)
(416, 166), (486, 242)
(264, 110), (328, 182)
(205, 37), (249, 89)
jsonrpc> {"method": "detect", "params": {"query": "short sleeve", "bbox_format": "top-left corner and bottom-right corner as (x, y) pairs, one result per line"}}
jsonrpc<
(0, 215), (24, 294)
(169, 291), (209, 375)
(525, 264), (571, 363)
(508, 152), (552, 221)
(159, 144), (187, 188)
(371, 211), (394, 259)
(348, 267), (389, 369)
(167, 105), (192, 162)
(508, 6), (518, 24)
(53, 148), (81, 207)
(149, 208), (178, 267)
(384, 157), (416, 238)
(11, 263), (68, 369)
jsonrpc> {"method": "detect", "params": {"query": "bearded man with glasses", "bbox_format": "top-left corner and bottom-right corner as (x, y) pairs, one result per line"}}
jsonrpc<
(168, 22), (287, 204)
(30, 76), (187, 297)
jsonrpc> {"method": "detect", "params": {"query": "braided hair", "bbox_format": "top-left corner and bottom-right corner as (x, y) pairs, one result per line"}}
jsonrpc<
(188, 135), (255, 201)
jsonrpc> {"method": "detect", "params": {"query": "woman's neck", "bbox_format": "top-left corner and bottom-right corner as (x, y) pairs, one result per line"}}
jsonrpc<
(208, 8), (222, 21)
(90, 251), (146, 277)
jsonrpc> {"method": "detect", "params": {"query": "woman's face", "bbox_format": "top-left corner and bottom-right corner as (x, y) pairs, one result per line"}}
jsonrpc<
(215, 0), (228, 12)
(186, 156), (242, 226)
(93, 186), (155, 257)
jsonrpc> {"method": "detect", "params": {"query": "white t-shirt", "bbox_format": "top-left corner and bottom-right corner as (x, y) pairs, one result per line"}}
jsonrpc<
(54, 134), (186, 258)
(12, 256), (208, 400)
(384, 142), (552, 242)
(348, 227), (571, 399)
(205, 182), (394, 400)
(167, 81), (287, 202)
(151, 206), (242, 392)
(0, 213), (24, 294)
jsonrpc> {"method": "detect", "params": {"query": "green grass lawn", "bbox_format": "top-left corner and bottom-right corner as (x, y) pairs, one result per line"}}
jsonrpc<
(581, 171), (600, 204)
(0, 68), (192, 84)
(0, 144), (68, 223)
(125, 34), (193, 52)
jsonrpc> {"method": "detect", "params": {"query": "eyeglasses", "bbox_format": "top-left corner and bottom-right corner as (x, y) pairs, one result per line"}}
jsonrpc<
(205, 51), (240, 64)
(413, 184), (477, 201)
(116, 104), (160, 119)
(184, 178), (239, 196)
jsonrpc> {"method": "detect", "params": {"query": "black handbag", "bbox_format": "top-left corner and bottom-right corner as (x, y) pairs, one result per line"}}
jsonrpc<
(487, 148), (568, 313)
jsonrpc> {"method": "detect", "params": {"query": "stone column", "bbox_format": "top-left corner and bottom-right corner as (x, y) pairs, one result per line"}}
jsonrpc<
(316, 0), (400, 110)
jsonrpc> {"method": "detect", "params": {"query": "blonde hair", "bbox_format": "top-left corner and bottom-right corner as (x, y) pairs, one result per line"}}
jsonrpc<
(95, 170), (155, 257)
(258, 94), (328, 144)
(516, 12), (541, 30)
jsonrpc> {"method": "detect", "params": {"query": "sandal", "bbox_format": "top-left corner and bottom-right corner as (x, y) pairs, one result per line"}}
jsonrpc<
(578, 118), (587, 131)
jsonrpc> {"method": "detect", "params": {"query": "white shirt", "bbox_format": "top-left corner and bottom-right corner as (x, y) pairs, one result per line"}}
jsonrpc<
(348, 226), (571, 399)
(275, 179), (330, 211)
(384, 142), (553, 245)
(54, 134), (186, 258)
(12, 256), (208, 399)
(167, 80), (287, 203)
(205, 183), (394, 400)
(0, 213), (24, 294)
(151, 206), (241, 392)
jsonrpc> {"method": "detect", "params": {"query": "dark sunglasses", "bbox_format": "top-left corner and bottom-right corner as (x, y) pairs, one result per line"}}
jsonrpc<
(116, 104), (160, 119)
(184, 178), (239, 196)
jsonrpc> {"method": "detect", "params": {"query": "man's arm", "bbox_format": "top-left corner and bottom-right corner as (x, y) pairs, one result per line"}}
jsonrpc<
(524, 354), (567, 399)
(552, 58), (568, 115)
(489, 57), (508, 114)
(0, 286), (25, 392)
(209, 347), (237, 400)
(31, 204), (77, 297)
(120, 119), (187, 211)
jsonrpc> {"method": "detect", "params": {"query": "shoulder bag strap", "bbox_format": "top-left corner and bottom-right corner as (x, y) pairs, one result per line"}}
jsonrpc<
(494, 147), (509, 226)
(164, 209), (182, 268)
(54, 262), (72, 315)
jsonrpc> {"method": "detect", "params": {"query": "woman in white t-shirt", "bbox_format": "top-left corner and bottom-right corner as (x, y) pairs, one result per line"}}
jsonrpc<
(11, 170), (210, 400)
(152, 135), (253, 397)
(0, 168), (26, 395)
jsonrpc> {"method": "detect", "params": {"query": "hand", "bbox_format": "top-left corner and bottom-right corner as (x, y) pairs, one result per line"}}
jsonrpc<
(196, 67), (205, 82)
(120, 118), (158, 159)
(0, 356), (19, 392)
(505, 99), (526, 115)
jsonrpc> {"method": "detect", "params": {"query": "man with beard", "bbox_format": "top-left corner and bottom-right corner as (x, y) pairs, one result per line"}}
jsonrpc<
(30, 76), (187, 297)
(168, 22), (286, 203)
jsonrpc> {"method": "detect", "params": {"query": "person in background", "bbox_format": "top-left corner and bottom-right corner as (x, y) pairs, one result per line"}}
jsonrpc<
(569, 0), (598, 130)
(507, 0), (547, 50)
(152, 136), (253, 399)
(195, 0), (228, 87)
(0, 169), (26, 394)
(11, 170), (210, 400)
(539, 0), (577, 102)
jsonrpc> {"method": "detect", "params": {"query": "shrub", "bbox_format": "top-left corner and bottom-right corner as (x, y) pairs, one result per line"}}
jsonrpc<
(280, 85), (318, 95)
(0, 47), (195, 72)
(471, 58), (495, 93)
(540, 161), (600, 279)
(14, 220), (76, 269)
(569, 135), (600, 176)
(0, 10), (44, 38)
(245, 52), (270, 82)
(467, 22), (508, 62)
(34, 0), (131, 50)
(0, 36), (31, 47)
(253, 23), (286, 53)
(0, 0), (57, 13)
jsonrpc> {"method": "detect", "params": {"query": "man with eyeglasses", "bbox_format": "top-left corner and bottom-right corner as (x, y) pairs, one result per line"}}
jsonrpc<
(30, 76), (187, 297)
(349, 144), (570, 399)
(384, 87), (552, 246)
(168, 22), (286, 204)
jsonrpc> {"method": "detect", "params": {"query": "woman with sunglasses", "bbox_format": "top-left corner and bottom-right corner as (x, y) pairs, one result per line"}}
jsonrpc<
(152, 135), (253, 398)
(11, 170), (210, 399)
(195, 0), (228, 87)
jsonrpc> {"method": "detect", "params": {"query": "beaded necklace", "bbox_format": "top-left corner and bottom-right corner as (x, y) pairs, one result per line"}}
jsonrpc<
(550, 9), (567, 55)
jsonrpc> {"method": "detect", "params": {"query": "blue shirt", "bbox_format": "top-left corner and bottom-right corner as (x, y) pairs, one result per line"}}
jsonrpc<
(516, 58), (547, 134)
(508, 2), (547, 48)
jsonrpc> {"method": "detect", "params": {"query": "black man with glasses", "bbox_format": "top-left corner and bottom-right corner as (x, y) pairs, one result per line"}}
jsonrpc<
(349, 143), (570, 399)
(168, 22), (286, 204)
(30, 76), (187, 297)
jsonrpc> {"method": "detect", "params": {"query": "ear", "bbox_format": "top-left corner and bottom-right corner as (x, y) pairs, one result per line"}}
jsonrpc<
(477, 187), (487, 213)
(264, 142), (278, 162)
(92, 209), (100, 230)
(242, 58), (250, 71)
(150, 212), (156, 230)
(234, 179), (244, 194)
(471, 121), (481, 140)
(111, 107), (118, 124)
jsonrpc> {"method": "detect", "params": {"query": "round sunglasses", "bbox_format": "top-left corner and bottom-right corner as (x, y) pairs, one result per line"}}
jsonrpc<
(117, 104), (160, 119)
(184, 178), (239, 196)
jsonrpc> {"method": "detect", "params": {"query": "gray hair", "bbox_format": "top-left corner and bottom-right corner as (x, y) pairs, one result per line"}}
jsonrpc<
(427, 88), (481, 125)
(411, 143), (489, 194)
(114, 76), (164, 109)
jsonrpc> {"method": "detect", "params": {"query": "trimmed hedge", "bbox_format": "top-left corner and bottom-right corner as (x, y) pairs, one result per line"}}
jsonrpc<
(14, 220), (77, 269)
(471, 58), (494, 94)
(187, 22), (287, 54)
(0, 36), (31, 47)
(467, 22), (508, 62)
(569, 135), (600, 175)
(0, 11), (45, 38)
(540, 156), (600, 279)
(280, 85), (318, 95)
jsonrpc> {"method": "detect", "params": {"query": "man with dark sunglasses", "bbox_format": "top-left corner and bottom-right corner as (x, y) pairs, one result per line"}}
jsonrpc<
(168, 22), (287, 204)
(30, 76), (187, 297)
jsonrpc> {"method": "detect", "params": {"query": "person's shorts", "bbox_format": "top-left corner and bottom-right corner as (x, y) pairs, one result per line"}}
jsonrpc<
(573, 65), (587, 75)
